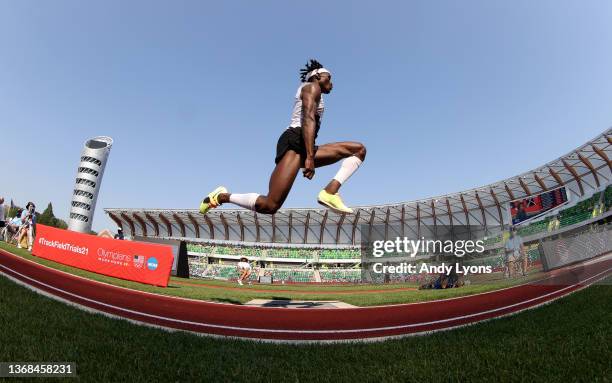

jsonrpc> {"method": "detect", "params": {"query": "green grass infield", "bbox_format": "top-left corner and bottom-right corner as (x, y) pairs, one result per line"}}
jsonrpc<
(0, 271), (610, 382)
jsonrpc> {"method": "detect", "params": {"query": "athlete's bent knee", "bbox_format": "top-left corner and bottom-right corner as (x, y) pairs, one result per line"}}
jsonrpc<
(259, 200), (281, 215)
(355, 142), (367, 161)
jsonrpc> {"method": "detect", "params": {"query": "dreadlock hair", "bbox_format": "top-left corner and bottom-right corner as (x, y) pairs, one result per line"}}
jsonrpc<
(299, 59), (324, 82)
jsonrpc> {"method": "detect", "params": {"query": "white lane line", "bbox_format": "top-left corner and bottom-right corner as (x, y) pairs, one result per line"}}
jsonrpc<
(1, 262), (610, 335)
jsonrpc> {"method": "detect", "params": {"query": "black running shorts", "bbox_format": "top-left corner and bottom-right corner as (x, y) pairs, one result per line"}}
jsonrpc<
(275, 127), (319, 164)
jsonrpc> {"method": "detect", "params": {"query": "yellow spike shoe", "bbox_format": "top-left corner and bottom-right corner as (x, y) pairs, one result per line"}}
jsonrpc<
(199, 186), (228, 215)
(317, 190), (354, 214)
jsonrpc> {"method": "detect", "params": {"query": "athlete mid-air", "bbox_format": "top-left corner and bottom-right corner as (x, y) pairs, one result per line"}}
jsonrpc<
(200, 59), (366, 215)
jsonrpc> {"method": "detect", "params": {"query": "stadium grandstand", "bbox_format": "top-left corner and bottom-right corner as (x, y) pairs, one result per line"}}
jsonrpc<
(105, 129), (612, 283)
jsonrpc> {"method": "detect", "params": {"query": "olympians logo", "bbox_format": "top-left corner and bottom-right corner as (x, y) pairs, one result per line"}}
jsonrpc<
(147, 257), (158, 271)
(133, 255), (145, 269)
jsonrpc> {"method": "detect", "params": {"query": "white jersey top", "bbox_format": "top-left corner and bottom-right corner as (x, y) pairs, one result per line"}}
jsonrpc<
(288, 83), (325, 129)
(237, 261), (251, 270)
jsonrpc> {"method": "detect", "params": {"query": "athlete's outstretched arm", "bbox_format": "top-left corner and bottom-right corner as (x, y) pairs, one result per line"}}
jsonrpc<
(300, 83), (321, 180)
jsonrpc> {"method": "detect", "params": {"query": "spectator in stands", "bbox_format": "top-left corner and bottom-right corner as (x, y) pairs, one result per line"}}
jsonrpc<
(383, 262), (391, 283)
(552, 215), (560, 231)
(0, 197), (5, 230)
(419, 266), (442, 289)
(504, 225), (525, 278)
(17, 202), (36, 251)
(114, 228), (124, 240)
(516, 204), (528, 223)
(445, 264), (462, 288)
(0, 198), (7, 242)
(591, 202), (604, 218)
(236, 257), (252, 286)
(522, 245), (529, 276)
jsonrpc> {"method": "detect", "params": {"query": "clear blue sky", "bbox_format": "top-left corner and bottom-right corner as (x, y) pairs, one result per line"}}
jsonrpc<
(1, 0), (611, 231)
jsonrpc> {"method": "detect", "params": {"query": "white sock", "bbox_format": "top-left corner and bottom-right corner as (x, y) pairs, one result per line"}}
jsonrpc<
(333, 156), (362, 185)
(229, 193), (260, 211)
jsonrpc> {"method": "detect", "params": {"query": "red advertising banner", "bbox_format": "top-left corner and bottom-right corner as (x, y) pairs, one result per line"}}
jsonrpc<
(32, 224), (174, 287)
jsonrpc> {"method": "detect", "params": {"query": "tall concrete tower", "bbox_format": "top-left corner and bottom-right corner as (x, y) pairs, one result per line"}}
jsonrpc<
(68, 136), (113, 233)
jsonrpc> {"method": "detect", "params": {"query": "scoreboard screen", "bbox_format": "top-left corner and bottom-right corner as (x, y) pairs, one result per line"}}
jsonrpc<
(509, 186), (569, 225)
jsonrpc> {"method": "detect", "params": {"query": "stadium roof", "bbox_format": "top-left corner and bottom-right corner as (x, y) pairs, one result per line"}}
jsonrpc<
(106, 128), (612, 245)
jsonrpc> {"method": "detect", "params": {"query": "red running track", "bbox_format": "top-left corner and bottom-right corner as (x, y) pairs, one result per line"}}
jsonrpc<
(1, 249), (610, 342)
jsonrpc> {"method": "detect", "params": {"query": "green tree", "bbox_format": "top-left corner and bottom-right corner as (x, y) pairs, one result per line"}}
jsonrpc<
(8, 204), (22, 219)
(36, 202), (67, 230)
(55, 219), (68, 229)
(38, 203), (54, 226)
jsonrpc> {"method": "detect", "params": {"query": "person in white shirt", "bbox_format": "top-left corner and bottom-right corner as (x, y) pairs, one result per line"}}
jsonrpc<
(504, 226), (526, 278)
(7, 213), (23, 235)
(236, 257), (252, 286)
(17, 202), (36, 251)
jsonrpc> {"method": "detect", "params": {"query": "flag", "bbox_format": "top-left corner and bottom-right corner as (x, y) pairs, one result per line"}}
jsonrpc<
(133, 255), (145, 269)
